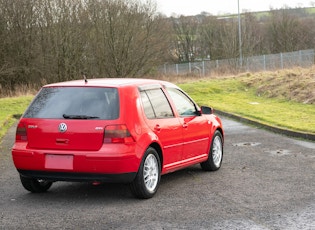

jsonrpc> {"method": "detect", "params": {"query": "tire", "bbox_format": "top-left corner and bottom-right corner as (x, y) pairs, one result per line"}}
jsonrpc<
(130, 147), (161, 199)
(20, 175), (53, 193)
(201, 130), (223, 171)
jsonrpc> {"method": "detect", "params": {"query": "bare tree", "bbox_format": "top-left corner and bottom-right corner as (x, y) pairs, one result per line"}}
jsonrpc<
(241, 13), (264, 57)
(0, 0), (40, 89)
(1, 0), (315, 96)
(86, 0), (168, 77)
(0, 0), (169, 94)
(217, 18), (240, 59)
(199, 15), (220, 60)
(267, 9), (303, 53)
(172, 16), (199, 62)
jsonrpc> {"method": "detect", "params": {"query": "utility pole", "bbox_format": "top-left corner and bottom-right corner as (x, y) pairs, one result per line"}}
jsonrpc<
(238, 0), (243, 67)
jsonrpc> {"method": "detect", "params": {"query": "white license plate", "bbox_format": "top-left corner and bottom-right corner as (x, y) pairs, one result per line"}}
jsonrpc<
(45, 154), (73, 170)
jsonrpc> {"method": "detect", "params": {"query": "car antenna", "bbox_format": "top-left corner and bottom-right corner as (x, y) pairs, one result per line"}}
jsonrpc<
(82, 72), (88, 83)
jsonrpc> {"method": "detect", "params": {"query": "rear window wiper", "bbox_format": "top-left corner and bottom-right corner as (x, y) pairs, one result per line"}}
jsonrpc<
(63, 114), (99, 119)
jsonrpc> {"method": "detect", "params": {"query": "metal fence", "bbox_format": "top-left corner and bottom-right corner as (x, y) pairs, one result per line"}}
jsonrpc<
(158, 49), (315, 76)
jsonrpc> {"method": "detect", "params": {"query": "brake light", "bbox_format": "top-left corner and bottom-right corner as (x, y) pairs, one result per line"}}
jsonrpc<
(104, 125), (135, 143)
(16, 123), (27, 141)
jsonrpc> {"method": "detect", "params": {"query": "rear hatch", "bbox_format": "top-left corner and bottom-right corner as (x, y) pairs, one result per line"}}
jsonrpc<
(22, 86), (119, 151)
(24, 119), (107, 151)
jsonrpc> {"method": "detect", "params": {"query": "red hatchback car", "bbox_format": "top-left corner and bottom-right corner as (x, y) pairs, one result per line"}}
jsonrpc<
(12, 78), (224, 198)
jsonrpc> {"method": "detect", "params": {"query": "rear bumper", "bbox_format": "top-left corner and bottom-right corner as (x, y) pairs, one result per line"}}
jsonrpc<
(18, 170), (136, 183)
(12, 144), (142, 180)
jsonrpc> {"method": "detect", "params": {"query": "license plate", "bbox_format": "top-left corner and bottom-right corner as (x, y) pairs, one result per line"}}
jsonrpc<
(45, 154), (73, 170)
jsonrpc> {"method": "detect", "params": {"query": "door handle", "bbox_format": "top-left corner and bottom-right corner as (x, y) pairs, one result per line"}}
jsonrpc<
(56, 138), (69, 144)
(154, 124), (161, 132)
(183, 123), (188, 128)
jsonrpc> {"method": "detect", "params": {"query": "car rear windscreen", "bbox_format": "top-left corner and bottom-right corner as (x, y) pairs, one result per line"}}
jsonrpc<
(23, 87), (119, 120)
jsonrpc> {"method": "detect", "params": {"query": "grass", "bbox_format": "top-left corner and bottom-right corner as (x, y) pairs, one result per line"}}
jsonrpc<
(179, 70), (315, 134)
(0, 67), (314, 141)
(0, 96), (33, 141)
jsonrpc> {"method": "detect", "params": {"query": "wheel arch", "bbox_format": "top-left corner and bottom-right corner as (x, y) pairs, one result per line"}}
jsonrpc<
(148, 142), (163, 168)
(215, 127), (224, 144)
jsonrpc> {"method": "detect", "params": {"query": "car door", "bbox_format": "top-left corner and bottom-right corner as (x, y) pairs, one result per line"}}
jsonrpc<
(165, 87), (211, 161)
(140, 87), (183, 170)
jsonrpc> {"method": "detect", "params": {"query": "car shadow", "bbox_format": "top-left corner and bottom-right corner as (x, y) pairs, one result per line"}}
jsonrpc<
(18, 165), (215, 203)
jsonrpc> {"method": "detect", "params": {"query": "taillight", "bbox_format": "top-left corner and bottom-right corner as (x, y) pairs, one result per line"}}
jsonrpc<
(16, 123), (27, 141)
(104, 125), (135, 143)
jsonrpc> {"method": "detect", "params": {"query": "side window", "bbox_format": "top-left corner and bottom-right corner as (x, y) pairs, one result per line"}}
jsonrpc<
(140, 91), (155, 119)
(166, 88), (197, 116)
(140, 88), (174, 119)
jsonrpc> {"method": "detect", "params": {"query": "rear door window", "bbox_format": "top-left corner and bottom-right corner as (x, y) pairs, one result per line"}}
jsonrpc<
(140, 88), (174, 119)
(24, 87), (119, 120)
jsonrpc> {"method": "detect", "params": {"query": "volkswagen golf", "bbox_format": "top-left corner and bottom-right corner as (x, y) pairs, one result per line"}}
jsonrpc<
(12, 78), (224, 198)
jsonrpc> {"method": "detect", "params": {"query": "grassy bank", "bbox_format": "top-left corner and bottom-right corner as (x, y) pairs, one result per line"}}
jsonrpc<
(0, 96), (33, 140)
(179, 69), (315, 134)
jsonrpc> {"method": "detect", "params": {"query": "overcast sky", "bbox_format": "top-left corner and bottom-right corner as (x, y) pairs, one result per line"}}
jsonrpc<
(154, 0), (315, 16)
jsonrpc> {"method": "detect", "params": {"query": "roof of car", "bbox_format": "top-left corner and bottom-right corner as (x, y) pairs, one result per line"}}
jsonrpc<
(44, 78), (177, 88)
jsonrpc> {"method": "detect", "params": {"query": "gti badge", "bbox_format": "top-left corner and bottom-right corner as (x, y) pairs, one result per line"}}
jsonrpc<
(58, 123), (67, 133)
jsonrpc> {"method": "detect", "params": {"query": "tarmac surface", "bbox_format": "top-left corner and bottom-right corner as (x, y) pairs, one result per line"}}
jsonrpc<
(0, 117), (314, 229)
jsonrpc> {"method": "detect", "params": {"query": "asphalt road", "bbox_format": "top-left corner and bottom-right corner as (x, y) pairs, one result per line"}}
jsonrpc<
(0, 118), (314, 230)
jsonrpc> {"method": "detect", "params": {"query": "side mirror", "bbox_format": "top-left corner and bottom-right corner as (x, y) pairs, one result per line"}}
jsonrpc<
(200, 106), (213, 114)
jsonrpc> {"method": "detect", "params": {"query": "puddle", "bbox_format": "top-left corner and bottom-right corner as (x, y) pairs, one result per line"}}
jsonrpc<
(233, 142), (261, 147)
(266, 149), (291, 156)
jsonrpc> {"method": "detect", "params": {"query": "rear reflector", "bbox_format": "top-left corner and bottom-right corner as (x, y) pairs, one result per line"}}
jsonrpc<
(16, 123), (27, 141)
(104, 125), (135, 143)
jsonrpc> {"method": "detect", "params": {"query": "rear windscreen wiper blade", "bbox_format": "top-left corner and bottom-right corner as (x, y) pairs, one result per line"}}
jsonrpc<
(63, 114), (99, 119)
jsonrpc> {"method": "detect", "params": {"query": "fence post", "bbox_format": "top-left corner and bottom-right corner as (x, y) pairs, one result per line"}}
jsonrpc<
(280, 53), (283, 69)
(176, 64), (179, 75)
(189, 62), (191, 73)
(202, 61), (205, 76)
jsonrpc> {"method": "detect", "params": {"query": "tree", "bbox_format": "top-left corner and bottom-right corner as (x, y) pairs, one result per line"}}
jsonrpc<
(241, 13), (264, 57)
(199, 15), (220, 60)
(172, 16), (199, 62)
(267, 9), (303, 53)
(85, 0), (168, 77)
(0, 0), (170, 94)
